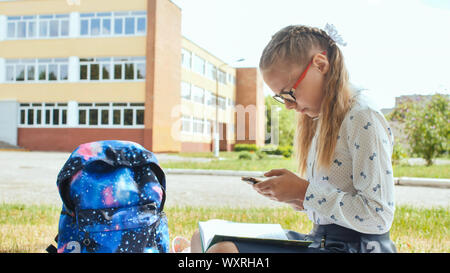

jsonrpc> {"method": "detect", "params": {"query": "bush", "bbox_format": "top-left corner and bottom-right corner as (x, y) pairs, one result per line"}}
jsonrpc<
(255, 150), (267, 160)
(392, 141), (407, 165)
(234, 144), (258, 152)
(260, 145), (293, 158)
(238, 152), (253, 160)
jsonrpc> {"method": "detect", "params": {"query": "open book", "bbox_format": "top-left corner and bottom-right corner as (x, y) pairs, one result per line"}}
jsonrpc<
(198, 219), (312, 252)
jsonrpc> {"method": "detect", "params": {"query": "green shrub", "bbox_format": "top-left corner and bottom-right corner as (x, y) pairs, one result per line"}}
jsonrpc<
(234, 144), (258, 152)
(392, 141), (408, 165)
(260, 145), (293, 158)
(238, 151), (253, 160)
(255, 150), (267, 160)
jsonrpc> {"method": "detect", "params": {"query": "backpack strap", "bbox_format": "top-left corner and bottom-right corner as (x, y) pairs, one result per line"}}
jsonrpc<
(46, 244), (57, 253)
(148, 163), (166, 211)
(46, 235), (59, 253)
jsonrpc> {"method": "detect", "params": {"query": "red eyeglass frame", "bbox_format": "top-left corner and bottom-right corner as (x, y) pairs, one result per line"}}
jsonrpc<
(273, 50), (327, 104)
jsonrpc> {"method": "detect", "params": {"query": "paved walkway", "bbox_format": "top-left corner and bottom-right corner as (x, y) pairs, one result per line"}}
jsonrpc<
(0, 151), (448, 208)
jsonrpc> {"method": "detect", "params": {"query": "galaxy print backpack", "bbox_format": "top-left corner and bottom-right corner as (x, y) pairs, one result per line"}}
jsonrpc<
(46, 140), (169, 253)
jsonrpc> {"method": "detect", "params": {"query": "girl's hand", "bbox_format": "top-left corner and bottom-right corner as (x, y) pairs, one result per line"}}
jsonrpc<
(253, 169), (309, 210)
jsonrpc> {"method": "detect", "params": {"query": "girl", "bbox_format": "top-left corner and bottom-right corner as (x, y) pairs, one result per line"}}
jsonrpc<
(188, 24), (397, 253)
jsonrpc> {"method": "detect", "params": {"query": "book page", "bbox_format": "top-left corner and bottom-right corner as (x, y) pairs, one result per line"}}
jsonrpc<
(198, 219), (289, 252)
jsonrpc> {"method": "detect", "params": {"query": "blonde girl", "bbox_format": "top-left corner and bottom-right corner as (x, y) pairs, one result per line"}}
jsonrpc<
(189, 24), (397, 253)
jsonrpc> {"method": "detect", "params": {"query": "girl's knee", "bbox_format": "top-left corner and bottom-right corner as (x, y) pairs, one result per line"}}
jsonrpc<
(190, 229), (202, 253)
(191, 230), (200, 241)
(206, 241), (239, 253)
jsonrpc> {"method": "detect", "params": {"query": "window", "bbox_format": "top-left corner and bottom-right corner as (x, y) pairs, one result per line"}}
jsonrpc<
(192, 54), (205, 75)
(89, 109), (98, 125)
(79, 109), (87, 125)
(19, 103), (68, 127)
(114, 63), (122, 80)
(205, 119), (212, 136)
(125, 17), (135, 35)
(19, 102), (144, 128)
(181, 48), (192, 69)
(192, 85), (204, 104)
(6, 66), (14, 81)
(181, 115), (191, 133)
(136, 63), (145, 79)
(218, 70), (227, 84)
(5, 58), (69, 82)
(114, 18), (123, 35)
(80, 11), (146, 37)
(137, 17), (146, 34)
(49, 19), (59, 37)
(78, 102), (145, 127)
(206, 62), (216, 80)
(180, 116), (211, 135)
(102, 63), (111, 80)
(48, 64), (58, 81)
(102, 17), (111, 35)
(15, 65), (25, 81)
(90, 63), (99, 80)
(79, 57), (145, 81)
(27, 65), (35, 81)
(193, 118), (204, 134)
(181, 81), (191, 100)
(113, 109), (121, 125)
(136, 109), (144, 125)
(101, 109), (109, 125)
(81, 19), (89, 35)
(218, 96), (226, 110)
(6, 14), (69, 40)
(90, 18), (101, 36)
(124, 63), (134, 80)
(60, 64), (68, 80)
(227, 97), (235, 108)
(205, 90), (215, 106)
(207, 91), (217, 106)
(7, 22), (15, 37)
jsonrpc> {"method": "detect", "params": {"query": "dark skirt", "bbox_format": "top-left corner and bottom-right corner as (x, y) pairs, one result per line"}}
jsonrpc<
(232, 224), (397, 253)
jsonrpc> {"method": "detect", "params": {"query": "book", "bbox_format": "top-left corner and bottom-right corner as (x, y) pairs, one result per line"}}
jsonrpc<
(198, 219), (312, 252)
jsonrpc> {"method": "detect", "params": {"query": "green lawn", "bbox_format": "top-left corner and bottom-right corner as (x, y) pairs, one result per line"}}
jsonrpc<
(160, 152), (449, 178)
(1, 203), (448, 253)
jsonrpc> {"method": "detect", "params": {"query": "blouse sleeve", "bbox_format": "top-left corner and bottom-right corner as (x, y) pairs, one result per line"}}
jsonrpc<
(303, 107), (396, 234)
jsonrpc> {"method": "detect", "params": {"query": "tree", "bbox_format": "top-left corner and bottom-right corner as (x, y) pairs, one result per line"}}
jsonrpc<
(386, 94), (449, 166)
(264, 96), (296, 147)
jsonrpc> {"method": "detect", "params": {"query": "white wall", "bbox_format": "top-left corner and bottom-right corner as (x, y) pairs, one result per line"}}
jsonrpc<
(0, 15), (6, 41)
(0, 100), (18, 146)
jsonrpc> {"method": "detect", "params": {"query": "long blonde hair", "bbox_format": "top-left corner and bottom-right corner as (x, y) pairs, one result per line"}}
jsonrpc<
(259, 25), (355, 176)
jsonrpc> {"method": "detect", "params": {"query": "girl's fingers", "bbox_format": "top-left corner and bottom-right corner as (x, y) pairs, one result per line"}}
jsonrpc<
(253, 180), (272, 194)
(264, 168), (286, 177)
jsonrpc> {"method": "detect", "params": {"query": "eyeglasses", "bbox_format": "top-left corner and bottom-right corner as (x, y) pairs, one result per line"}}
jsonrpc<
(273, 51), (327, 104)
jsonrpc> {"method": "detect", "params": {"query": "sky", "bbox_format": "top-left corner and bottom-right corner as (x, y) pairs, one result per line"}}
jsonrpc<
(171, 0), (450, 109)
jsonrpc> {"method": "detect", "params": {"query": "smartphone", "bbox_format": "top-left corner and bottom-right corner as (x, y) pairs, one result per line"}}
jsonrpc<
(241, 176), (262, 185)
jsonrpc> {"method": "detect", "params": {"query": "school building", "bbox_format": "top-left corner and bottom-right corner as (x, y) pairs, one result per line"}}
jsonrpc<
(0, 0), (265, 153)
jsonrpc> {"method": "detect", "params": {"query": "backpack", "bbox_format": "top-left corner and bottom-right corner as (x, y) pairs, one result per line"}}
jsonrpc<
(46, 140), (169, 253)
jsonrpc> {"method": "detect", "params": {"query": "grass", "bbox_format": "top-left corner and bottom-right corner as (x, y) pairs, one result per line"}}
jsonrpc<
(0, 203), (448, 253)
(393, 164), (450, 179)
(160, 152), (449, 179)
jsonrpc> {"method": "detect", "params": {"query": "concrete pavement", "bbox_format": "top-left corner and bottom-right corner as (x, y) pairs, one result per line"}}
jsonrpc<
(0, 150), (448, 208)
